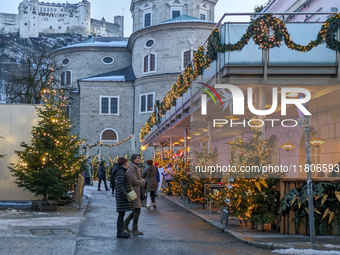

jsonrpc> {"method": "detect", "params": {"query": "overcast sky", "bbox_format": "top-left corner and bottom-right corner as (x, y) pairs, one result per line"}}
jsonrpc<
(1, 0), (269, 36)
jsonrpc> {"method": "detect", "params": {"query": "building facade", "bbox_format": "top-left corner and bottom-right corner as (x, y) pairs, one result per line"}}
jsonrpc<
(0, 0), (123, 38)
(47, 0), (218, 159)
(263, 0), (339, 22)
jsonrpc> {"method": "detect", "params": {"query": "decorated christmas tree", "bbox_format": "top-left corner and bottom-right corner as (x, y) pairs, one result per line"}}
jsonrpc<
(226, 129), (280, 226)
(184, 136), (219, 203)
(9, 89), (86, 201)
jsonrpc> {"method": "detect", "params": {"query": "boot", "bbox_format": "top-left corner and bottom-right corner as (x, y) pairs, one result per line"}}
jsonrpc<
(123, 220), (132, 233)
(132, 225), (143, 235)
(153, 202), (157, 209)
(117, 231), (131, 238)
(117, 218), (131, 238)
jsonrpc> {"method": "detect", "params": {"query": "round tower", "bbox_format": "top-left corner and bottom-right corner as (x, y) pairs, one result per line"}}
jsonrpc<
(128, 0), (218, 156)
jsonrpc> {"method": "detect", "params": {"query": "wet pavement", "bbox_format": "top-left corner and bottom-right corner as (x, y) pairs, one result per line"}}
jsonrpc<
(74, 185), (273, 255)
(3, 183), (327, 254)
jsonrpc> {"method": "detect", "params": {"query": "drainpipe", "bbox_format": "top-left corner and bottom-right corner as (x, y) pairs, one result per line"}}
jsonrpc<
(132, 82), (136, 153)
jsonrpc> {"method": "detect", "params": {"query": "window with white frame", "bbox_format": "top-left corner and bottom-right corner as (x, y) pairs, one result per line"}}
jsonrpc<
(182, 50), (196, 69)
(199, 3), (210, 21)
(171, 9), (181, 19)
(140, 2), (153, 28)
(140, 92), (154, 113)
(101, 128), (118, 142)
(169, 0), (184, 19)
(100, 96), (119, 115)
(143, 53), (156, 73)
(144, 12), (151, 27)
(61, 71), (71, 86)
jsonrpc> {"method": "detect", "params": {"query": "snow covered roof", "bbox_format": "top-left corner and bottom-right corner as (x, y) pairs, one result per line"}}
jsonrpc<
(80, 66), (136, 82)
(160, 14), (215, 25)
(54, 37), (129, 51)
(82, 75), (126, 82)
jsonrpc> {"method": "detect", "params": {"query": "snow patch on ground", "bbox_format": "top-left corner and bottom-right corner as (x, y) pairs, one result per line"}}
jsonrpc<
(273, 248), (340, 254)
(325, 245), (340, 249)
(0, 217), (83, 230)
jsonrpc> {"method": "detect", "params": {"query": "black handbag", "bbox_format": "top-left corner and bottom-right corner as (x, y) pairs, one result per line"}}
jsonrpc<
(140, 186), (147, 200)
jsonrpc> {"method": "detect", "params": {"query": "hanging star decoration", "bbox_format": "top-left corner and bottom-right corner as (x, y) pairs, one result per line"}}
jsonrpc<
(220, 89), (233, 114)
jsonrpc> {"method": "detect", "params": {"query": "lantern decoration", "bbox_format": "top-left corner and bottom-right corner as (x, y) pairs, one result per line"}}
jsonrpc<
(280, 143), (295, 152)
(310, 136), (326, 148)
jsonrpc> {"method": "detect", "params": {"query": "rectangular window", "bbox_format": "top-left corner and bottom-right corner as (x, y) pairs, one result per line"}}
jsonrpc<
(110, 98), (118, 114)
(101, 98), (109, 114)
(147, 94), (153, 111)
(144, 55), (148, 73)
(183, 51), (191, 68)
(172, 10), (181, 19)
(140, 93), (154, 113)
(144, 13), (151, 27)
(61, 72), (65, 86)
(150, 54), (155, 71)
(100, 96), (119, 115)
(66, 71), (71, 85)
(200, 13), (206, 20)
(141, 95), (146, 112)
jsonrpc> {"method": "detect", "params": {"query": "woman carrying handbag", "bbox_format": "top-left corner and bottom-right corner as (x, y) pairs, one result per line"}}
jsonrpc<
(114, 157), (135, 239)
(125, 154), (145, 235)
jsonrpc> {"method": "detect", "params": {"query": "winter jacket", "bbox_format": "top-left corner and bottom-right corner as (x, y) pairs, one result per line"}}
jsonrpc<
(110, 164), (118, 187)
(126, 162), (145, 209)
(98, 164), (106, 179)
(142, 165), (158, 191)
(84, 164), (92, 178)
(115, 165), (133, 212)
(155, 167), (160, 183)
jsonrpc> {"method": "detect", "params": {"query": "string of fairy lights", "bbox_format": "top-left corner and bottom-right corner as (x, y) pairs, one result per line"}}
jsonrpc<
(140, 13), (340, 142)
(85, 135), (133, 148)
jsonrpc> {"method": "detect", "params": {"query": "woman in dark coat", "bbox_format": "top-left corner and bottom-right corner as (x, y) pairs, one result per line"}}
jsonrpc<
(142, 159), (158, 209)
(98, 160), (109, 191)
(115, 157), (134, 238)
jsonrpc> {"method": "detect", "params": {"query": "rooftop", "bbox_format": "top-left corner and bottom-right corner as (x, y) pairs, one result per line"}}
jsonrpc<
(81, 66), (136, 82)
(56, 37), (128, 51)
(160, 14), (215, 25)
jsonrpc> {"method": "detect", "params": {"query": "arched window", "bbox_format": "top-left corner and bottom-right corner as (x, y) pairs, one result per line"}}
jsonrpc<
(61, 71), (71, 86)
(143, 53), (156, 74)
(101, 129), (118, 142)
(182, 50), (196, 69)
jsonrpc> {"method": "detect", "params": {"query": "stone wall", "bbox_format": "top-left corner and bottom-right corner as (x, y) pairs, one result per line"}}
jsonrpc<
(79, 81), (134, 159)
(0, 13), (19, 34)
(50, 46), (132, 90)
(131, 0), (218, 32)
(129, 22), (215, 79)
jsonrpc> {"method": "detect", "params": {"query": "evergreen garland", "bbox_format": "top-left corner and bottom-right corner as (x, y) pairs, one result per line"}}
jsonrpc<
(140, 13), (340, 142)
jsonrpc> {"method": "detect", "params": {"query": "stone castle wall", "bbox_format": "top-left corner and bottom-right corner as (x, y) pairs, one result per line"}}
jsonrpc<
(0, 0), (123, 38)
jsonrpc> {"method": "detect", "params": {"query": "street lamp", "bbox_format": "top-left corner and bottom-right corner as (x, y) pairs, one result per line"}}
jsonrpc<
(287, 91), (315, 244)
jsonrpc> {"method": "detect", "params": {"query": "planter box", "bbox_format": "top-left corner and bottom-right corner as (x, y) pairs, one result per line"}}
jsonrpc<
(31, 200), (57, 211)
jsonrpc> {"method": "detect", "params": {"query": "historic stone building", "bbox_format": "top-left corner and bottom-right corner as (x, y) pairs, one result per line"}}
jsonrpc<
(263, 0), (339, 22)
(49, 0), (218, 159)
(0, 0), (123, 38)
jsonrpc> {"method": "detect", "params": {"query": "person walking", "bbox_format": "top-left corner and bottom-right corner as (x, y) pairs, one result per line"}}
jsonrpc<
(124, 154), (145, 235)
(154, 162), (160, 196)
(109, 163), (117, 195)
(142, 160), (158, 209)
(84, 161), (92, 185)
(115, 157), (134, 238)
(98, 160), (110, 191)
(163, 162), (174, 195)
